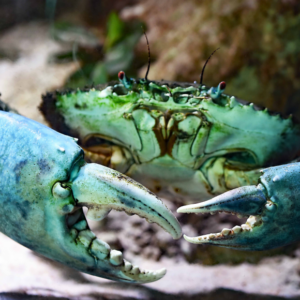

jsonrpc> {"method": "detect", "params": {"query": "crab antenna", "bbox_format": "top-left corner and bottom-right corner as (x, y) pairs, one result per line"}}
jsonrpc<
(199, 47), (220, 86)
(142, 27), (151, 81)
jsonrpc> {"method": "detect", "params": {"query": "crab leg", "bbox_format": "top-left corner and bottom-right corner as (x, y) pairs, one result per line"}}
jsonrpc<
(0, 111), (181, 283)
(178, 162), (300, 250)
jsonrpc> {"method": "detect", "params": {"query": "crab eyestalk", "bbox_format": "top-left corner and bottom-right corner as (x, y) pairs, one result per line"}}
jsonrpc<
(118, 71), (135, 89)
(207, 81), (226, 99)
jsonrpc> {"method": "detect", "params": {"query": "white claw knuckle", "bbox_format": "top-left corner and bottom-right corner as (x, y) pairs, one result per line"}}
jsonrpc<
(221, 228), (231, 236)
(90, 239), (110, 260)
(53, 182), (71, 199)
(131, 265), (141, 275)
(241, 224), (251, 231)
(232, 226), (242, 233)
(123, 259), (133, 271)
(109, 250), (123, 266)
(265, 200), (276, 211)
(77, 230), (96, 247)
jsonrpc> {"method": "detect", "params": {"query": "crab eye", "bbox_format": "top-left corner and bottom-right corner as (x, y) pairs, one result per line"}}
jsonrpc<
(118, 71), (125, 80)
(82, 135), (133, 173)
(219, 81), (226, 90)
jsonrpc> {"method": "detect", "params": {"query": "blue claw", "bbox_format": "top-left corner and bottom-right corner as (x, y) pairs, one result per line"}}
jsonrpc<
(0, 111), (181, 283)
(178, 162), (300, 250)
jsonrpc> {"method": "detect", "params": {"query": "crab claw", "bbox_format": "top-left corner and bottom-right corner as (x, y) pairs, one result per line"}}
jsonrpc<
(71, 164), (181, 240)
(0, 111), (181, 284)
(53, 163), (182, 283)
(178, 162), (300, 250)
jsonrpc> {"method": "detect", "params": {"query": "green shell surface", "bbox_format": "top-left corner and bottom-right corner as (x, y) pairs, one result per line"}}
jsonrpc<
(41, 76), (300, 202)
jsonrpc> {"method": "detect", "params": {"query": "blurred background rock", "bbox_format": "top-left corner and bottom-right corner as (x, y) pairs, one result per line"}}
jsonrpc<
(1, 0), (299, 117)
(1, 0), (300, 299)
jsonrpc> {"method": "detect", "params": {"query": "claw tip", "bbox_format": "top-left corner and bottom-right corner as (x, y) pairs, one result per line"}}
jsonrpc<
(157, 268), (167, 277)
(183, 234), (201, 244)
(177, 204), (195, 214)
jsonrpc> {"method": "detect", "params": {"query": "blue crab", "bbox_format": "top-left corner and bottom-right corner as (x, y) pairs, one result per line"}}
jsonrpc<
(40, 71), (300, 201)
(0, 102), (182, 284)
(2, 65), (300, 287)
(40, 71), (300, 252)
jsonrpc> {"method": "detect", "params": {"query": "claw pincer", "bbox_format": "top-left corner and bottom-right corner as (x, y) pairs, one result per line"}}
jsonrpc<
(0, 111), (181, 283)
(178, 162), (300, 250)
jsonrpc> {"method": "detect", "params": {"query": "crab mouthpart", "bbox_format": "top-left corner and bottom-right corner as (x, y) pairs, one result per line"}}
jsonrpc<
(67, 163), (181, 283)
(177, 185), (269, 249)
